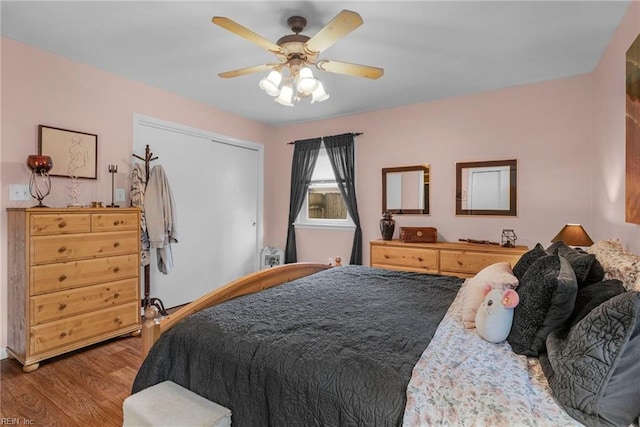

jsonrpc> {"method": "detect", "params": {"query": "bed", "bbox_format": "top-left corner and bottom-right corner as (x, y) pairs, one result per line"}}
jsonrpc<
(133, 240), (640, 427)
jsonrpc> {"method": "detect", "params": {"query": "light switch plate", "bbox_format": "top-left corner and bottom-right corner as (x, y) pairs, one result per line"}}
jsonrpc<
(10, 184), (30, 201)
(115, 188), (126, 202)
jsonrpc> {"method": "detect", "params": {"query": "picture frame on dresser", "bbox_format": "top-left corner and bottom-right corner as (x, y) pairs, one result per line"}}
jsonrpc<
(38, 124), (98, 179)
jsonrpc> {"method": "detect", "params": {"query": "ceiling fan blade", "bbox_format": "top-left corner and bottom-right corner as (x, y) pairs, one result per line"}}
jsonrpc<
(218, 64), (276, 78)
(317, 60), (384, 79)
(212, 16), (283, 54)
(304, 10), (363, 54)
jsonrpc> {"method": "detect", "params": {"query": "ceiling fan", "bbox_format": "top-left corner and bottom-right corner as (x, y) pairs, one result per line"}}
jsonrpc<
(211, 10), (384, 105)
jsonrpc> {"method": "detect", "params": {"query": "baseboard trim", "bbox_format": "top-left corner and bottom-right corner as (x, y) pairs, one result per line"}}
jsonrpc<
(1, 347), (8, 360)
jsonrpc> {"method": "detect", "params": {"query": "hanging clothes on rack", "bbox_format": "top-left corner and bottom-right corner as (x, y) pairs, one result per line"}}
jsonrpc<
(131, 163), (151, 267)
(144, 164), (179, 274)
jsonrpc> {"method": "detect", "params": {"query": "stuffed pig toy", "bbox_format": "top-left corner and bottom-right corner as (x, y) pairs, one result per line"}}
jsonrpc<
(475, 285), (520, 343)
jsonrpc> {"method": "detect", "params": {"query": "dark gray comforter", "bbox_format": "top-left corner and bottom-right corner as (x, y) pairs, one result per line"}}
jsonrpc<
(132, 265), (462, 426)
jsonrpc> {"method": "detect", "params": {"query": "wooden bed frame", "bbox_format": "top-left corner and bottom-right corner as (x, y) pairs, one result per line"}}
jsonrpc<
(142, 263), (332, 356)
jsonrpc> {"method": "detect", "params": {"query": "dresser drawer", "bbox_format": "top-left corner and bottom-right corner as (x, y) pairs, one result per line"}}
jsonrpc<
(31, 254), (139, 295)
(30, 214), (91, 235)
(440, 250), (522, 276)
(371, 245), (438, 273)
(31, 231), (138, 264)
(31, 278), (138, 324)
(92, 212), (139, 232)
(30, 301), (139, 355)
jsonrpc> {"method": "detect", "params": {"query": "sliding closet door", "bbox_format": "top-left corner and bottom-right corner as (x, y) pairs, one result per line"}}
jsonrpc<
(133, 115), (263, 308)
(211, 140), (260, 283)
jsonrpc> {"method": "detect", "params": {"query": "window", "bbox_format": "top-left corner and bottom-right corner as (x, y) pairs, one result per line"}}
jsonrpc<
(295, 143), (354, 229)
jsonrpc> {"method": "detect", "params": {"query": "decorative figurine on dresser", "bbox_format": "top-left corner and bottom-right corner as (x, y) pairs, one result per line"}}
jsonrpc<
(6, 207), (142, 372)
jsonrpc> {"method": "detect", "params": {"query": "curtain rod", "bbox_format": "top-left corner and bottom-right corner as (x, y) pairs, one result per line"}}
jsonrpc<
(287, 132), (363, 145)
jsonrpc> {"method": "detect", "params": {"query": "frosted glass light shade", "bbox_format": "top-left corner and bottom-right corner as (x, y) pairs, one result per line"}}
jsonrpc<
(259, 70), (282, 96)
(296, 67), (318, 94)
(274, 85), (294, 106)
(310, 81), (330, 103)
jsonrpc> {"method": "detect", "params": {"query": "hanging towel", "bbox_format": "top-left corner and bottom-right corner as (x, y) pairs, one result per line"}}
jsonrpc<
(131, 163), (151, 267)
(144, 165), (179, 274)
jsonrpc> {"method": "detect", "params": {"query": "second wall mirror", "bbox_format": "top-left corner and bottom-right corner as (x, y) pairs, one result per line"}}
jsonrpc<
(382, 165), (430, 214)
(456, 159), (517, 216)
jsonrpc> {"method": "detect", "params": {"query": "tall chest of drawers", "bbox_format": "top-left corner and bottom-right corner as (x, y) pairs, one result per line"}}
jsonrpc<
(7, 207), (142, 372)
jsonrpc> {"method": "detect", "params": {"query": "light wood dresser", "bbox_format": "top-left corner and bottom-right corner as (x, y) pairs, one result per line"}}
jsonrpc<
(7, 207), (142, 372)
(370, 240), (528, 278)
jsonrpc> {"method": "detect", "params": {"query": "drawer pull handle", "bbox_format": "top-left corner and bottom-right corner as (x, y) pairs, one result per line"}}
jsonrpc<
(113, 242), (120, 248)
(58, 274), (67, 282)
(113, 220), (120, 226)
(114, 316), (122, 323)
(58, 302), (67, 311)
(58, 221), (67, 228)
(59, 331), (67, 338)
(58, 246), (67, 253)
(114, 292), (120, 298)
(113, 267), (120, 273)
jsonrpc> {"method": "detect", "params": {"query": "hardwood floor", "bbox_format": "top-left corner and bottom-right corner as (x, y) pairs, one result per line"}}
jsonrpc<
(1, 335), (143, 426)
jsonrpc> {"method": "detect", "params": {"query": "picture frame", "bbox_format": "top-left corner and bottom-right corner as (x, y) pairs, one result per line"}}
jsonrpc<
(626, 33), (640, 223)
(38, 125), (98, 179)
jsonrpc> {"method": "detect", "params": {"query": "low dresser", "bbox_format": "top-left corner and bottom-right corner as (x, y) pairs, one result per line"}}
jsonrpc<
(370, 240), (528, 277)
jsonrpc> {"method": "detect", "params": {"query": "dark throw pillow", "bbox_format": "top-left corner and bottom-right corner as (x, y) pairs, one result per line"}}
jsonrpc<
(507, 254), (577, 356)
(541, 291), (640, 427)
(512, 243), (547, 281)
(568, 279), (626, 329)
(546, 241), (604, 287)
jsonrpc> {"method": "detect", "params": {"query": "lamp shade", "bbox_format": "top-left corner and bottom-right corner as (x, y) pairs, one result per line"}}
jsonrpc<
(26, 155), (53, 173)
(551, 224), (594, 247)
(259, 70), (282, 96)
(296, 66), (318, 94)
(310, 81), (330, 103)
(274, 85), (294, 107)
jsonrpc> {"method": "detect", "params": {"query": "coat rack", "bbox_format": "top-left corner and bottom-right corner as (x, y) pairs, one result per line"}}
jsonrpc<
(133, 145), (168, 317)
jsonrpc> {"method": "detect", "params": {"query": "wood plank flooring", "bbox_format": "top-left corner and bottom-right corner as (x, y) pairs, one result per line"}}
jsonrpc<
(1, 335), (142, 426)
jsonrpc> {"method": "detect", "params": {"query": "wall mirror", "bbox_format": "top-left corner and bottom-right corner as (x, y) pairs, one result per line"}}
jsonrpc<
(382, 165), (430, 214)
(456, 159), (517, 216)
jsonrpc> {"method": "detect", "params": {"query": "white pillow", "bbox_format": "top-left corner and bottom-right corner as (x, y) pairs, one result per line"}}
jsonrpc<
(462, 262), (519, 328)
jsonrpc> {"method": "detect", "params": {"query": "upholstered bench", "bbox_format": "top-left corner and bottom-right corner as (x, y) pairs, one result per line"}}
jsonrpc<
(123, 381), (231, 427)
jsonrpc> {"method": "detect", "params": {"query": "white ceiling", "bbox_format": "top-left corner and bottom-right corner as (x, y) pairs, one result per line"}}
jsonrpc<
(1, 1), (632, 127)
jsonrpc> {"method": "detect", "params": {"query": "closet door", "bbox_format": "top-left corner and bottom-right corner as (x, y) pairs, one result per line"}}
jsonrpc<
(134, 116), (263, 308)
(211, 140), (260, 284)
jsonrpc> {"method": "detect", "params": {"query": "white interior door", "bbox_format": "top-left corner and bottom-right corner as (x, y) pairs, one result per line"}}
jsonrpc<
(209, 140), (260, 285)
(133, 115), (263, 308)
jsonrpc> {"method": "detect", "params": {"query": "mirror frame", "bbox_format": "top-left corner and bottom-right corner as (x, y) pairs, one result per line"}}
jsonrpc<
(455, 159), (517, 216)
(382, 165), (430, 215)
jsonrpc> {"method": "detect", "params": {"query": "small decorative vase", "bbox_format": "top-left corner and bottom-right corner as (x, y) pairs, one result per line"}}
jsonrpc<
(380, 211), (395, 240)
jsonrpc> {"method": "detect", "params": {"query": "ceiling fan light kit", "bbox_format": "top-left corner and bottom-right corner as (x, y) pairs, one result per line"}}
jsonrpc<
(212, 10), (383, 107)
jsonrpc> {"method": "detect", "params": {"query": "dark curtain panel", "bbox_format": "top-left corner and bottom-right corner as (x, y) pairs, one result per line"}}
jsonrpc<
(323, 133), (363, 265)
(285, 138), (322, 263)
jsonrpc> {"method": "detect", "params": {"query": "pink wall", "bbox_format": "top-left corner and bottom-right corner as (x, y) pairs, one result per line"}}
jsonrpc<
(0, 37), (274, 354)
(269, 74), (595, 265)
(592, 1), (640, 252)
